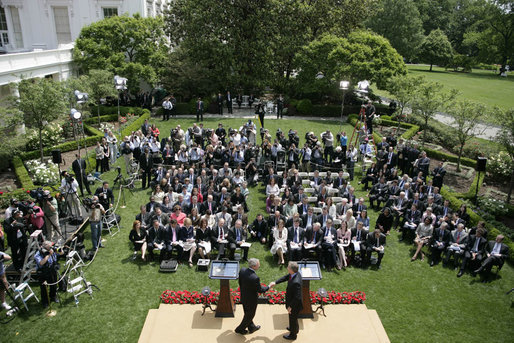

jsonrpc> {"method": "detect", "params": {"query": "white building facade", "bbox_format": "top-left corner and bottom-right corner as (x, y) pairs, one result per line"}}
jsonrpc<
(0, 0), (169, 96)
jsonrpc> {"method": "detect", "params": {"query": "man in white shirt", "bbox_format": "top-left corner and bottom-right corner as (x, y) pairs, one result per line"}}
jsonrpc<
(60, 171), (83, 218)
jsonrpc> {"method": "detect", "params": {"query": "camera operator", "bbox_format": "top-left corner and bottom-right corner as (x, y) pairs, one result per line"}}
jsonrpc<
(34, 241), (61, 308)
(25, 206), (44, 234)
(0, 251), (12, 311)
(72, 154), (92, 197)
(4, 210), (28, 271)
(60, 171), (83, 218)
(89, 196), (106, 250)
(41, 190), (62, 242)
(5, 198), (18, 220)
(321, 130), (334, 164)
(120, 136), (134, 175)
(94, 181), (114, 210)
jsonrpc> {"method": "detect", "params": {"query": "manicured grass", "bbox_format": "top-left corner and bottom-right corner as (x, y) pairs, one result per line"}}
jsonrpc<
(3, 116), (513, 343)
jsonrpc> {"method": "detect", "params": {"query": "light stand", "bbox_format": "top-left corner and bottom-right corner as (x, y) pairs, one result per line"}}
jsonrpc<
(201, 286), (214, 315)
(70, 109), (83, 160)
(339, 81), (350, 132)
(114, 76), (128, 136)
(74, 91), (89, 168)
(314, 287), (328, 317)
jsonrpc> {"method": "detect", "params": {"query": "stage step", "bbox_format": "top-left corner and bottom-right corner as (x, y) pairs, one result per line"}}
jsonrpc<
(139, 309), (159, 343)
(367, 309), (391, 343)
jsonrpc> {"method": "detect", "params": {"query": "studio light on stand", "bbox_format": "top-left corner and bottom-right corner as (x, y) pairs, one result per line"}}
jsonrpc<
(314, 287), (328, 317)
(73, 90), (90, 166)
(114, 76), (128, 136)
(339, 80), (350, 132)
(201, 286), (214, 315)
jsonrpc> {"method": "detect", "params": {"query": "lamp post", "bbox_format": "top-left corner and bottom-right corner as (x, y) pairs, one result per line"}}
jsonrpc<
(70, 108), (82, 159)
(339, 80), (350, 132)
(114, 75), (128, 135)
(73, 90), (89, 166)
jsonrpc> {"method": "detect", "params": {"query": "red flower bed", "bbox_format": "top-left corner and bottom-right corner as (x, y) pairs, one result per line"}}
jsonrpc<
(160, 288), (365, 305)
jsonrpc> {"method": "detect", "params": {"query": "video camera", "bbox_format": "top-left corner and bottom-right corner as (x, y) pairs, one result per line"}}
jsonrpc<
(82, 197), (99, 210)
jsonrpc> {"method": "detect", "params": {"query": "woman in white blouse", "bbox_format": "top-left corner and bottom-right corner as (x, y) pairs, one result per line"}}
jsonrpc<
(270, 219), (288, 265)
(343, 209), (356, 230)
(326, 197), (337, 218)
(265, 178), (280, 197)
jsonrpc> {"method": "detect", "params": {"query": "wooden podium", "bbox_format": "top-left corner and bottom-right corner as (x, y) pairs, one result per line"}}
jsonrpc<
(297, 261), (322, 318)
(209, 260), (239, 318)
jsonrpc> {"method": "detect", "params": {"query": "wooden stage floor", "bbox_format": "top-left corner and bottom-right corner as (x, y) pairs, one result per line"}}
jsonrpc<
(139, 303), (390, 343)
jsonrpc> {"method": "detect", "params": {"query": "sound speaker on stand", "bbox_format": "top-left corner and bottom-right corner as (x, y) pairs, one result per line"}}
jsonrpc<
(476, 157), (486, 172)
(51, 149), (62, 164)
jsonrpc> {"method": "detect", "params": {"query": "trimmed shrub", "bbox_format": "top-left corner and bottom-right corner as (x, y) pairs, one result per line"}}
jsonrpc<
(296, 99), (313, 115)
(13, 156), (34, 190)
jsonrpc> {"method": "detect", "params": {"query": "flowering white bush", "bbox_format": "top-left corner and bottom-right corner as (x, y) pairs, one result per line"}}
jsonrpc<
(100, 122), (115, 134)
(26, 122), (65, 151)
(488, 151), (513, 180)
(25, 159), (60, 185)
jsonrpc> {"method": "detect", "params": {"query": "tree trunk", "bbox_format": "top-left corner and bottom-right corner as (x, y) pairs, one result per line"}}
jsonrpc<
(396, 106), (403, 139)
(507, 169), (514, 204)
(39, 127), (44, 163)
(430, 63), (433, 72)
(457, 144), (464, 172)
(422, 117), (428, 147)
(97, 101), (101, 126)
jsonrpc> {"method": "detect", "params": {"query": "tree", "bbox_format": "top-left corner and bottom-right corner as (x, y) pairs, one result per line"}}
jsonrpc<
(419, 29), (453, 71)
(88, 70), (118, 125)
(446, 100), (489, 172)
(0, 97), (26, 168)
(495, 107), (514, 202)
(73, 14), (168, 93)
(294, 32), (406, 100)
(16, 79), (67, 162)
(366, 0), (424, 61)
(387, 74), (424, 136)
(411, 80), (458, 147)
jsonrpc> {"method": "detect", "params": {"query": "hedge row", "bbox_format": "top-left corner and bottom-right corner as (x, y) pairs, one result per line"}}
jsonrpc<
(12, 156), (34, 190)
(84, 114), (118, 124)
(121, 109), (151, 138)
(89, 105), (146, 116)
(154, 103), (196, 117)
(440, 186), (514, 261)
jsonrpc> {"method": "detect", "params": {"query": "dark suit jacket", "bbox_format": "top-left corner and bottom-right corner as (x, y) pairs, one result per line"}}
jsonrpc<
(94, 187), (114, 206)
(201, 200), (218, 215)
(72, 158), (87, 177)
(268, 214), (286, 229)
(352, 203), (367, 216)
(304, 228), (323, 247)
(250, 219), (268, 236)
(232, 213), (249, 228)
(139, 153), (154, 171)
(275, 272), (303, 311)
(466, 235), (487, 253)
(316, 214), (332, 228)
(287, 226), (305, 245)
(366, 232), (386, 248)
(239, 267), (269, 307)
(228, 227), (248, 244)
(485, 241), (509, 260)
(351, 228), (368, 244)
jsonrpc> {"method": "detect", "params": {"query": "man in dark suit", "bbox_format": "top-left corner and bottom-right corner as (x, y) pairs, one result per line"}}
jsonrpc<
(458, 228), (487, 277)
(303, 222), (323, 261)
(72, 154), (91, 196)
(385, 147), (397, 170)
(430, 222), (451, 266)
(226, 91), (233, 114)
(474, 234), (509, 278)
(249, 214), (268, 244)
(321, 219), (338, 270)
(316, 207), (332, 228)
(215, 123), (226, 145)
(141, 119), (149, 137)
(287, 218), (305, 261)
(212, 218), (229, 259)
(350, 222), (368, 263)
(228, 219), (249, 260)
(139, 147), (153, 189)
(216, 92), (224, 115)
(432, 161), (446, 189)
(235, 258), (269, 335)
(365, 229), (386, 268)
(443, 224), (468, 268)
(196, 97), (204, 122)
(270, 261), (303, 340)
(94, 181), (114, 210)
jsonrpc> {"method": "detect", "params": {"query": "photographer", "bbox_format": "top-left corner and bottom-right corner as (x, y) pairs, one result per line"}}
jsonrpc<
(321, 130), (334, 164)
(60, 171), (83, 218)
(89, 196), (106, 250)
(5, 198), (18, 220)
(41, 190), (62, 242)
(34, 241), (61, 308)
(120, 136), (134, 175)
(94, 181), (114, 210)
(4, 210), (28, 271)
(0, 251), (12, 311)
(25, 205), (44, 234)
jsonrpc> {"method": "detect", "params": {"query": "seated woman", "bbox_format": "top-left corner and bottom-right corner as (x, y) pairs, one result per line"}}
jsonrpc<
(343, 209), (356, 231)
(180, 218), (197, 267)
(161, 195), (173, 213)
(356, 209), (370, 231)
(412, 216), (433, 261)
(265, 194), (276, 214)
(266, 178), (280, 197)
(375, 207), (393, 235)
(283, 198), (298, 218)
(231, 186), (247, 212)
(191, 187), (203, 203)
(195, 218), (212, 259)
(270, 219), (288, 265)
(152, 185), (165, 204)
(326, 197), (336, 218)
(129, 220), (147, 261)
(159, 177), (170, 193)
(170, 205), (187, 226)
(150, 124), (160, 139)
(188, 207), (201, 227)
(336, 221), (351, 269)
(201, 210), (216, 228)
(456, 204), (470, 226)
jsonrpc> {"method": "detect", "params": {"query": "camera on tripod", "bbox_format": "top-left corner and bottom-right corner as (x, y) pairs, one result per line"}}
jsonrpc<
(113, 166), (123, 184)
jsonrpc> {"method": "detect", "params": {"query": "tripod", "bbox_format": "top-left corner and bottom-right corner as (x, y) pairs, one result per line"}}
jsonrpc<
(60, 177), (88, 238)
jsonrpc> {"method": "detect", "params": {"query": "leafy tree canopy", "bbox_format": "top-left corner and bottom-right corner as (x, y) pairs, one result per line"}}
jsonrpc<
(419, 29), (453, 71)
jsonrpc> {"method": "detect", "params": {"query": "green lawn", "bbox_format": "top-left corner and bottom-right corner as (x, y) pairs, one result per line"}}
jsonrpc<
(374, 64), (514, 118)
(3, 117), (514, 343)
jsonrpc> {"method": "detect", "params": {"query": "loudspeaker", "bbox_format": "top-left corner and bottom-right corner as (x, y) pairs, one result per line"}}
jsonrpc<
(476, 157), (487, 172)
(51, 149), (62, 164)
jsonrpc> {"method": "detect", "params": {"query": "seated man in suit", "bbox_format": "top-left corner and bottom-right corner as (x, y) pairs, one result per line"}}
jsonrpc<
(365, 229), (386, 269)
(443, 223), (468, 268)
(297, 197), (310, 217)
(136, 205), (151, 230)
(302, 222), (323, 261)
(287, 218), (305, 261)
(474, 234), (510, 279)
(150, 206), (170, 227)
(429, 222), (450, 266)
(316, 207), (332, 228)
(352, 198), (367, 218)
(321, 219), (338, 270)
(201, 194), (218, 216)
(458, 228), (487, 277)
(368, 176), (388, 210)
(350, 221), (368, 265)
(212, 218), (229, 259)
(301, 206), (316, 230)
(228, 219), (249, 261)
(249, 213), (268, 244)
(146, 219), (160, 261)
(391, 191), (408, 229)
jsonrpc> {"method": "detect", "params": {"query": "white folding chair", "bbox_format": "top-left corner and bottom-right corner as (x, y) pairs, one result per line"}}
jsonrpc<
(307, 196), (318, 203)
(298, 172), (308, 178)
(302, 179), (311, 185)
(304, 188), (315, 194)
(312, 207), (322, 214)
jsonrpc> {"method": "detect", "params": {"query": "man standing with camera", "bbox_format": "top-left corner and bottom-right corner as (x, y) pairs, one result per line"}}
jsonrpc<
(41, 190), (62, 242)
(34, 241), (60, 308)
(72, 154), (92, 197)
(94, 181), (114, 210)
(4, 210), (28, 271)
(89, 196), (106, 250)
(60, 171), (83, 219)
